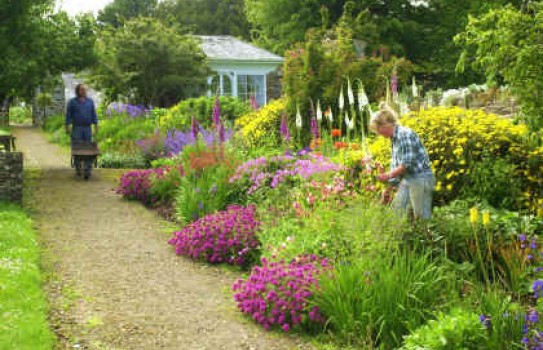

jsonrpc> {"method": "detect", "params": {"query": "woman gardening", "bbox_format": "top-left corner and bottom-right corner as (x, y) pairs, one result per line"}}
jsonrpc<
(371, 104), (435, 220)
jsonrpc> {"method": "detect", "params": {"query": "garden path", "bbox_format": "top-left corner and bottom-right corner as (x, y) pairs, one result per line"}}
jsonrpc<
(14, 127), (312, 350)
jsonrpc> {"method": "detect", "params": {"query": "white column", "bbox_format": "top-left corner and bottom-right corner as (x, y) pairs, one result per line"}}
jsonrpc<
(207, 76), (213, 97)
(219, 74), (224, 96)
(263, 74), (267, 105)
(232, 72), (238, 98)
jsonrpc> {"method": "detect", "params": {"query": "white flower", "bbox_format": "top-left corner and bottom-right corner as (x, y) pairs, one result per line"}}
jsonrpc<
(316, 100), (323, 122)
(295, 105), (302, 129)
(412, 77), (419, 97)
(400, 102), (409, 116)
(358, 86), (369, 110)
(321, 242), (327, 249)
(339, 86), (345, 110)
(326, 107), (333, 123)
(345, 112), (354, 130)
(286, 236), (294, 243)
(347, 78), (355, 106)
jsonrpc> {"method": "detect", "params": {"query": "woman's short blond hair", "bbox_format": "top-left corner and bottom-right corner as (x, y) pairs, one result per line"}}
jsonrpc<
(370, 102), (399, 133)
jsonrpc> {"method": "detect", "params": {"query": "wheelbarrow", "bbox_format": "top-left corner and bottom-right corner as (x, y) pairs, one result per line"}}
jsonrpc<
(71, 141), (100, 179)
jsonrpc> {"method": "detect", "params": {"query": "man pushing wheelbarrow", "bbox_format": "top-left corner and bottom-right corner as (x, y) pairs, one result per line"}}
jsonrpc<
(65, 84), (100, 180)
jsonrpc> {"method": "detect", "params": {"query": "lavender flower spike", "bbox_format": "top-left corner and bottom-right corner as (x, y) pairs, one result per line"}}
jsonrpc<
(212, 97), (221, 127)
(280, 114), (291, 142)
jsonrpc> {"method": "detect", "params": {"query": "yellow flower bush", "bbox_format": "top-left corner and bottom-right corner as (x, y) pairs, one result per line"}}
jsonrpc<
(235, 99), (285, 147)
(369, 107), (541, 208)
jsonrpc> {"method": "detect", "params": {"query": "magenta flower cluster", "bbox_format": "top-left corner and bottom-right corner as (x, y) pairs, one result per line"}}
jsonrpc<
(232, 255), (329, 332)
(229, 154), (341, 194)
(168, 205), (261, 266)
(116, 165), (182, 206)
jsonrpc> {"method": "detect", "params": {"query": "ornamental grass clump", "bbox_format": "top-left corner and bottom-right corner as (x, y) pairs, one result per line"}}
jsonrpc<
(233, 255), (330, 332)
(168, 205), (261, 267)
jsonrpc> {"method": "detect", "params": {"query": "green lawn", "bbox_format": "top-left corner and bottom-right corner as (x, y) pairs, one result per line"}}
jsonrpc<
(0, 203), (54, 350)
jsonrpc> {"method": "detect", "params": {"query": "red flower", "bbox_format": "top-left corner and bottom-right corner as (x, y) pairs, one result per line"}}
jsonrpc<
(331, 129), (342, 137)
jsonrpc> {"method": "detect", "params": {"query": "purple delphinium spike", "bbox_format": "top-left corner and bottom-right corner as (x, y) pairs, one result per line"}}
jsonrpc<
(391, 74), (398, 96)
(310, 118), (319, 139)
(191, 116), (200, 139)
(219, 122), (226, 143)
(280, 114), (290, 142)
(212, 97), (221, 127)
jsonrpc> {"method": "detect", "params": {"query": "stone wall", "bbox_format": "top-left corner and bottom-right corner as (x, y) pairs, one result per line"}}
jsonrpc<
(0, 152), (23, 204)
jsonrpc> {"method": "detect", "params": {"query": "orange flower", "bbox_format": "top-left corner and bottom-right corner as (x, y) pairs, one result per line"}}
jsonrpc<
(349, 143), (360, 150)
(316, 138), (323, 146)
(334, 141), (347, 149)
(331, 129), (342, 137)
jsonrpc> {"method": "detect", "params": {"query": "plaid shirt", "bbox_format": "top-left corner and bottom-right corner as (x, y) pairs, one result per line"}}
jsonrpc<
(391, 125), (432, 180)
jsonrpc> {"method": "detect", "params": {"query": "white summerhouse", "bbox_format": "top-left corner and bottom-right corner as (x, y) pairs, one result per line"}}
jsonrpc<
(197, 36), (284, 106)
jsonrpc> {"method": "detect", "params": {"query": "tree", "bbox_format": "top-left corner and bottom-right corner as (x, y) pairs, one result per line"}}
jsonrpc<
(0, 0), (97, 103)
(157, 0), (250, 38)
(456, 2), (543, 130)
(91, 17), (209, 107)
(97, 0), (157, 27)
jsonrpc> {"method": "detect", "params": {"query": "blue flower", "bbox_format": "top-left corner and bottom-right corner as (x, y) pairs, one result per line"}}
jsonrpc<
(531, 240), (538, 249)
(520, 234), (527, 242)
(532, 279), (543, 298)
(527, 310), (539, 323)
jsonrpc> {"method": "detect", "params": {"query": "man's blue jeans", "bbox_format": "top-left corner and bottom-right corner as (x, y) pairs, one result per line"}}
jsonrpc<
(392, 173), (436, 220)
(71, 125), (93, 176)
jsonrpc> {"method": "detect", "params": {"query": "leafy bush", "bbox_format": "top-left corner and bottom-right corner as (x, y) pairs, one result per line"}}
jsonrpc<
(9, 106), (32, 124)
(401, 308), (487, 350)
(163, 96), (250, 130)
(99, 152), (147, 169)
(235, 99), (285, 148)
(313, 250), (456, 348)
(232, 255), (330, 332)
(460, 155), (523, 210)
(168, 205), (261, 266)
(369, 107), (531, 205)
(116, 165), (183, 207)
(175, 162), (234, 224)
(259, 199), (407, 263)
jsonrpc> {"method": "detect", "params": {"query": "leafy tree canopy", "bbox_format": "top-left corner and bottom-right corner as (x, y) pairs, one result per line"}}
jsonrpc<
(97, 0), (158, 27)
(91, 17), (209, 107)
(156, 0), (250, 38)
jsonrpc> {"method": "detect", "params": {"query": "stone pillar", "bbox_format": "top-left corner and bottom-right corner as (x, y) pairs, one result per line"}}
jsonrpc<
(0, 152), (23, 204)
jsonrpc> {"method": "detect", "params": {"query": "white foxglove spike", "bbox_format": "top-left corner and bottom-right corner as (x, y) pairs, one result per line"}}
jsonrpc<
(412, 77), (419, 97)
(347, 78), (355, 106)
(339, 86), (345, 110)
(358, 87), (369, 109)
(295, 105), (303, 129)
(316, 100), (323, 122)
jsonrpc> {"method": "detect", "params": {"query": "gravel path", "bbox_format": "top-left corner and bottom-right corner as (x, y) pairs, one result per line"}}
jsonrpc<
(14, 127), (313, 350)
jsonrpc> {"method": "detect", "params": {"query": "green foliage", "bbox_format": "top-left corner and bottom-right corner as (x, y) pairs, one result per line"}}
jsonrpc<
(401, 308), (487, 350)
(460, 156), (523, 210)
(0, 2), (97, 100)
(157, 0), (250, 38)
(8, 106), (32, 124)
(97, 0), (158, 27)
(98, 152), (147, 169)
(314, 249), (457, 348)
(91, 17), (209, 107)
(175, 145), (236, 224)
(149, 165), (184, 204)
(163, 96), (250, 130)
(259, 199), (407, 262)
(0, 204), (54, 350)
(456, 2), (543, 130)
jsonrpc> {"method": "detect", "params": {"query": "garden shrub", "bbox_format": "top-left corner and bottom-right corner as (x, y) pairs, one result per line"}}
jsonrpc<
(369, 107), (533, 205)
(9, 106), (32, 124)
(235, 99), (285, 148)
(401, 308), (487, 350)
(259, 198), (407, 263)
(116, 165), (183, 207)
(460, 155), (523, 210)
(99, 152), (147, 169)
(229, 153), (340, 206)
(313, 249), (456, 348)
(162, 96), (250, 130)
(175, 162), (234, 225)
(232, 255), (330, 332)
(168, 205), (261, 267)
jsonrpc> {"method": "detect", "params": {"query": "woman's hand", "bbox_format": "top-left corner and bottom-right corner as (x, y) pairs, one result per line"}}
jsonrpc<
(377, 173), (391, 182)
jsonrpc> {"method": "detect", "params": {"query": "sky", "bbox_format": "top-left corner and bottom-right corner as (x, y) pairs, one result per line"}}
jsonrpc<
(56, 0), (113, 16)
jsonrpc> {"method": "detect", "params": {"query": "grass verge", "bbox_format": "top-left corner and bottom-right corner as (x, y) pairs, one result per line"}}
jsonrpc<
(0, 203), (54, 350)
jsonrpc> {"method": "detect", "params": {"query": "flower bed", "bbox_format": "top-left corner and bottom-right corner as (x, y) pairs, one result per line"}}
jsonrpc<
(168, 205), (261, 266)
(233, 255), (330, 332)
